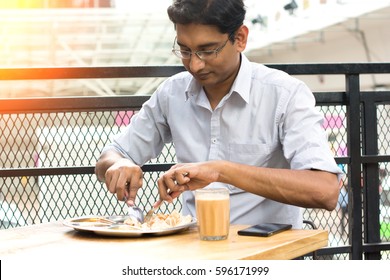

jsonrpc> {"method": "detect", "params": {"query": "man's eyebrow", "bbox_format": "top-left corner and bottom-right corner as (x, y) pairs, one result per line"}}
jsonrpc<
(177, 40), (218, 49)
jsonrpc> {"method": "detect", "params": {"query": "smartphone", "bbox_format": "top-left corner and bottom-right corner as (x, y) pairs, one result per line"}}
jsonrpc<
(237, 223), (292, 237)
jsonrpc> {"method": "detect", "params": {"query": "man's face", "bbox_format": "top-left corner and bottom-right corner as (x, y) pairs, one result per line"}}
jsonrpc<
(174, 24), (242, 93)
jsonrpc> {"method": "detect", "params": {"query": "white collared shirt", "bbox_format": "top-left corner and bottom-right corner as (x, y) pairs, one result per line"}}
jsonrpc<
(104, 54), (342, 228)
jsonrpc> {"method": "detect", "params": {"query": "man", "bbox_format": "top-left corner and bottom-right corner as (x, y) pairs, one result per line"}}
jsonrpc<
(95, 0), (342, 228)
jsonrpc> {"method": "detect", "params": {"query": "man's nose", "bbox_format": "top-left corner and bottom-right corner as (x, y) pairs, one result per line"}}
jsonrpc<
(188, 54), (205, 72)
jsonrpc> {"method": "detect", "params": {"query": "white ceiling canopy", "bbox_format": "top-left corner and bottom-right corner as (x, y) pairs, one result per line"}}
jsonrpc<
(245, 0), (390, 53)
(1, 0), (389, 97)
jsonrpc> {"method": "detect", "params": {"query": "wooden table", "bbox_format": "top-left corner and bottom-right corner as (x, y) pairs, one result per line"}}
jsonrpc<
(0, 221), (327, 260)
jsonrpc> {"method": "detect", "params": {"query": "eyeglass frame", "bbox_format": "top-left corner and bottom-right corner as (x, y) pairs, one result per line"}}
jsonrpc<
(171, 33), (234, 61)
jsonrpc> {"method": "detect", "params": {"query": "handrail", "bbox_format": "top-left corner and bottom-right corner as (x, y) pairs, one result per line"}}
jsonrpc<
(0, 164), (174, 177)
(1, 63), (390, 80)
(0, 96), (150, 113)
(0, 66), (185, 80)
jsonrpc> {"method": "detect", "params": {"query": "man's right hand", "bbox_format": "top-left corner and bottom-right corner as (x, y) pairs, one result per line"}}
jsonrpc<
(95, 151), (143, 206)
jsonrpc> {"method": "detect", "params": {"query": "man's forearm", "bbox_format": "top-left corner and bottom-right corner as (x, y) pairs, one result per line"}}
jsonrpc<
(217, 161), (339, 210)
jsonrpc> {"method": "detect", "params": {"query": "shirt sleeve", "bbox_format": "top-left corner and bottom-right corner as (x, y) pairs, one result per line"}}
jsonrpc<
(102, 84), (172, 166)
(278, 82), (344, 180)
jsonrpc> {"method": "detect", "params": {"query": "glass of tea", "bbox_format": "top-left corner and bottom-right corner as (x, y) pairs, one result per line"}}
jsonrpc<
(195, 188), (230, 241)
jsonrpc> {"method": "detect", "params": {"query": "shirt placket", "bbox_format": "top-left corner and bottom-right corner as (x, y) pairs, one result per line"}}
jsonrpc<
(208, 108), (221, 160)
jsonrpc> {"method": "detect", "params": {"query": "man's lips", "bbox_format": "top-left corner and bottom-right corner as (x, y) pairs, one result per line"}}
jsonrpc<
(195, 72), (211, 80)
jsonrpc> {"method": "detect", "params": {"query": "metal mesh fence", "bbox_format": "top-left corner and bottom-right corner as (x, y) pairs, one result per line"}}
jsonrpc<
(0, 109), (179, 228)
(302, 105), (350, 260)
(378, 105), (390, 261)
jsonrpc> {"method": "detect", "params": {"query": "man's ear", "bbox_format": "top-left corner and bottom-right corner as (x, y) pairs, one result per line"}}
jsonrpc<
(234, 25), (249, 52)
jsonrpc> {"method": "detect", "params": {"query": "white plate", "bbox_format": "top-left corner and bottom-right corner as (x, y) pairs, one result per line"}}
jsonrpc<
(63, 215), (197, 237)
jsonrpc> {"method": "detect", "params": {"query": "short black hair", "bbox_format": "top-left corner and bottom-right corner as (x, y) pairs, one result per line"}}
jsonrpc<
(167, 0), (246, 36)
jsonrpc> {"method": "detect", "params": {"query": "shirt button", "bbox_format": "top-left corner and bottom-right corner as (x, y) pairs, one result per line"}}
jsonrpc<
(211, 138), (217, 144)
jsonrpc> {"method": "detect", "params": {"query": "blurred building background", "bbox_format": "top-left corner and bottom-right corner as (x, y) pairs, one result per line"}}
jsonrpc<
(0, 0), (390, 97)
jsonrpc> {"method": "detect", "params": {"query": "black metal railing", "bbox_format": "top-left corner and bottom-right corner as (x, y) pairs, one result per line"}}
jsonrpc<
(1, 63), (390, 260)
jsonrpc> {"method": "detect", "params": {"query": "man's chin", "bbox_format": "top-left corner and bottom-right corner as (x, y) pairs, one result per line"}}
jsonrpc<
(193, 74), (214, 86)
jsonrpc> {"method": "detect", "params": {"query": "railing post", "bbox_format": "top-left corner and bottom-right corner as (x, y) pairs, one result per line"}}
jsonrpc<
(346, 73), (363, 260)
(362, 93), (382, 260)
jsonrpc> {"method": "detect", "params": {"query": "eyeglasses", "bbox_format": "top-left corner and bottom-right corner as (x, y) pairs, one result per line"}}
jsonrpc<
(171, 35), (232, 61)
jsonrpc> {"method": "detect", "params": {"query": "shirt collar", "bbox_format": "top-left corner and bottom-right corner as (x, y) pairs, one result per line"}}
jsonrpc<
(185, 53), (252, 104)
(230, 54), (252, 104)
(185, 77), (201, 101)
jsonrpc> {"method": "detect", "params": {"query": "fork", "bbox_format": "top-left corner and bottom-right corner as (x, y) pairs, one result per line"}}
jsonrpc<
(144, 192), (179, 222)
(144, 199), (163, 223)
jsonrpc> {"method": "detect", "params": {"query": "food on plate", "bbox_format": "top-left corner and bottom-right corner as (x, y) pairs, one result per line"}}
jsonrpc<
(124, 210), (192, 230)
